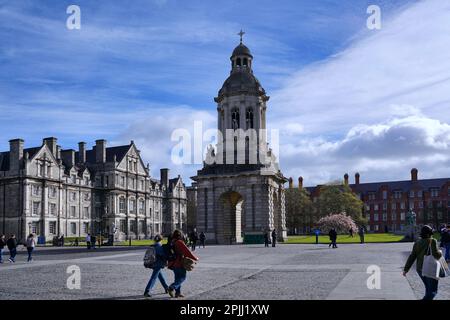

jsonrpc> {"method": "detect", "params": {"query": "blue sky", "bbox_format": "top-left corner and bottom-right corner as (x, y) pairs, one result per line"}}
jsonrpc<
(3, 0), (450, 186)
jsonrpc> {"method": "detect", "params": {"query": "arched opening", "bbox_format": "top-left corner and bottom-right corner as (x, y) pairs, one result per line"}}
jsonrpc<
(218, 191), (244, 244)
(246, 108), (254, 129)
(243, 58), (248, 66)
(231, 108), (240, 130)
(236, 58), (241, 66)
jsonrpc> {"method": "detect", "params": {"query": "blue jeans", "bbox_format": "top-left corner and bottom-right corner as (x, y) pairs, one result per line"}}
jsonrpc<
(27, 247), (34, 262)
(9, 248), (17, 262)
(144, 266), (168, 294)
(170, 267), (187, 295)
(418, 271), (439, 300)
(445, 243), (450, 261)
(0, 248), (3, 263)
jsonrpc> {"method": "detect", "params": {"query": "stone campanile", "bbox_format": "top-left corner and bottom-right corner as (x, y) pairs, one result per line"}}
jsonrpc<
(192, 32), (287, 244)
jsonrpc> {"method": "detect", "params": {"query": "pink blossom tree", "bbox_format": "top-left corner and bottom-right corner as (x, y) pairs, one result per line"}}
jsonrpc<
(316, 213), (358, 233)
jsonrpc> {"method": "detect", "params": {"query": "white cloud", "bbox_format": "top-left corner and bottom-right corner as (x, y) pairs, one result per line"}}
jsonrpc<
(270, 0), (450, 186)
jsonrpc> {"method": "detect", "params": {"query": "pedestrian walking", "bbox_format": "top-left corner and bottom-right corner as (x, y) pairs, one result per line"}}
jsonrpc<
(91, 235), (96, 249)
(167, 230), (198, 298)
(189, 228), (198, 251)
(86, 234), (91, 250)
(358, 226), (365, 244)
(6, 234), (17, 263)
(199, 232), (206, 248)
(403, 225), (442, 300)
(143, 234), (169, 298)
(0, 234), (6, 264)
(26, 234), (36, 262)
(349, 228), (354, 237)
(328, 228), (337, 248)
(440, 226), (450, 262)
(264, 230), (270, 247)
(271, 229), (277, 247)
(59, 234), (65, 246)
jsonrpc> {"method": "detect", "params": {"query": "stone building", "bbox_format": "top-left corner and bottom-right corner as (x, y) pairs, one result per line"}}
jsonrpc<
(191, 37), (288, 244)
(0, 137), (187, 243)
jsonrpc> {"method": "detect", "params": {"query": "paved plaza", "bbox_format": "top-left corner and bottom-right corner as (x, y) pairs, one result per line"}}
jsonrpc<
(0, 242), (449, 300)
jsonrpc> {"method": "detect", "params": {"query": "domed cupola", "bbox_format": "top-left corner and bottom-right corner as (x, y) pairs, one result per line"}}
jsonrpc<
(215, 30), (268, 103)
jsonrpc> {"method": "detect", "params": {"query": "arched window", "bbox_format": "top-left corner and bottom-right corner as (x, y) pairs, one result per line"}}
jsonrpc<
(243, 58), (248, 66)
(236, 58), (241, 66)
(246, 108), (254, 129)
(231, 108), (240, 129)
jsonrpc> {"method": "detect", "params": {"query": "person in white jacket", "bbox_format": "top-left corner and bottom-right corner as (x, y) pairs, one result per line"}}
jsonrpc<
(26, 234), (36, 262)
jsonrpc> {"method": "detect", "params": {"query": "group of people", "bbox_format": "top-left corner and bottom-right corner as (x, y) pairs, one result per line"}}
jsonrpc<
(144, 229), (198, 298)
(0, 234), (36, 263)
(264, 229), (277, 247)
(187, 228), (206, 251)
(86, 234), (99, 250)
(326, 226), (366, 248)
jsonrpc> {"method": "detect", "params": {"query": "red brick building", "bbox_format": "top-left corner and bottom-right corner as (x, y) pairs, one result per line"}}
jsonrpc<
(305, 169), (450, 233)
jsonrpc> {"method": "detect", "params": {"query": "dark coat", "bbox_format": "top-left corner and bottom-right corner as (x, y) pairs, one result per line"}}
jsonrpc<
(0, 238), (5, 249)
(328, 230), (337, 240)
(6, 238), (17, 250)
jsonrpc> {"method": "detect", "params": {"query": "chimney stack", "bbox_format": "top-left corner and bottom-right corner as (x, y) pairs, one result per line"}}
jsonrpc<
(411, 168), (418, 182)
(95, 139), (106, 163)
(288, 177), (293, 189)
(160, 168), (169, 187)
(355, 172), (360, 185)
(9, 139), (24, 172)
(78, 142), (86, 163)
(298, 177), (303, 189)
(61, 149), (75, 168)
(344, 173), (349, 185)
(43, 137), (57, 157)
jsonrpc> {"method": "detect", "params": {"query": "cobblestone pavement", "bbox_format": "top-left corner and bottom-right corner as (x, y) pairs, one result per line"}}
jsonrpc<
(0, 243), (447, 300)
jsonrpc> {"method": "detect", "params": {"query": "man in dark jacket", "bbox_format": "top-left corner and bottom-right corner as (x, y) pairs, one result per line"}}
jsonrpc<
(199, 232), (206, 248)
(0, 234), (6, 263)
(189, 228), (199, 251)
(358, 226), (365, 244)
(329, 228), (338, 248)
(271, 229), (277, 247)
(264, 231), (270, 247)
(7, 234), (17, 263)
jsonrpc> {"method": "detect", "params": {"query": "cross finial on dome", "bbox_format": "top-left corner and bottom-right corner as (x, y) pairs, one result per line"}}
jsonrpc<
(237, 29), (245, 43)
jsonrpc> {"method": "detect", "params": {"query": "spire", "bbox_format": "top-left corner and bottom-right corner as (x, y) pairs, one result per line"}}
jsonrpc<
(238, 29), (245, 44)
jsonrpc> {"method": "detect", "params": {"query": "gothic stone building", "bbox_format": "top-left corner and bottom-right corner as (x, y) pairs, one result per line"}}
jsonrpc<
(192, 39), (288, 244)
(0, 137), (187, 243)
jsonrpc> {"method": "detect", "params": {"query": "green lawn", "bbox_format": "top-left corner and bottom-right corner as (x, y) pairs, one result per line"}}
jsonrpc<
(116, 239), (168, 246)
(285, 233), (405, 244)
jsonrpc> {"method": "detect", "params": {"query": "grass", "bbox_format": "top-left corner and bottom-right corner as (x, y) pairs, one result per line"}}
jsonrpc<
(285, 233), (405, 244)
(116, 239), (168, 246)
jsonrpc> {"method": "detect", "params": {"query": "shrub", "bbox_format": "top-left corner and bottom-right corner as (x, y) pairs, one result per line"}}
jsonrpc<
(317, 213), (358, 233)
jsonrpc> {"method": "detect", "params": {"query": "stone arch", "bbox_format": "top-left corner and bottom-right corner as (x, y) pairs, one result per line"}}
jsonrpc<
(217, 191), (244, 244)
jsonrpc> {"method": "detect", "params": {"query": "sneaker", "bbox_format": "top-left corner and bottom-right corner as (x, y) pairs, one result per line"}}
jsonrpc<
(168, 287), (175, 298)
(143, 292), (151, 298)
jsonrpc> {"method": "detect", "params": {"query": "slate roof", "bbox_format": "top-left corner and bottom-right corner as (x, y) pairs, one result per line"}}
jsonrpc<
(80, 145), (131, 164)
(306, 178), (450, 195)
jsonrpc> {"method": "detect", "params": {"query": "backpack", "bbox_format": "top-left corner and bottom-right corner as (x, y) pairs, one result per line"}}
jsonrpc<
(143, 246), (157, 269)
(162, 242), (177, 268)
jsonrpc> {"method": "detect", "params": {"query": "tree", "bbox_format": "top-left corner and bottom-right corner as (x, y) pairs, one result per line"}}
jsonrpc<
(285, 188), (313, 234)
(317, 213), (358, 233)
(315, 184), (366, 225)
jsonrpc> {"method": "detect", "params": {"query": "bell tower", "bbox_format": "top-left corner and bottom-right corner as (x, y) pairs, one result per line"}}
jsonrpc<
(192, 31), (287, 245)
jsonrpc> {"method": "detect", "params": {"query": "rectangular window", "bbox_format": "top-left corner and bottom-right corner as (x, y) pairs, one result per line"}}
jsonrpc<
(438, 211), (443, 220)
(83, 222), (89, 234)
(71, 192), (76, 201)
(418, 190), (423, 198)
(374, 213), (379, 221)
(401, 202), (405, 209)
(121, 177), (125, 187)
(70, 222), (76, 235)
(83, 193), (90, 201)
(431, 188), (439, 197)
(392, 213), (397, 221)
(119, 198), (126, 214)
(419, 201), (424, 208)
(129, 199), (136, 214)
(374, 204), (379, 211)
(401, 212), (405, 221)
(31, 222), (38, 234)
(70, 206), (76, 218)
(85, 177), (90, 186)
(120, 220), (126, 232)
(32, 202), (40, 215)
(40, 164), (45, 177)
(382, 213), (387, 221)
(374, 225), (379, 231)
(49, 187), (57, 198)
(368, 193), (376, 201)
(49, 221), (56, 235)
(139, 220), (145, 233)
(139, 200), (145, 214)
(50, 203), (57, 216)
(410, 191), (414, 198)
(71, 175), (77, 184)
(392, 202), (397, 210)
(140, 180), (144, 191)
(394, 191), (402, 199)
(409, 201), (414, 209)
(32, 185), (41, 196)
(83, 207), (89, 219)
(382, 191), (387, 200)
(383, 203), (387, 210)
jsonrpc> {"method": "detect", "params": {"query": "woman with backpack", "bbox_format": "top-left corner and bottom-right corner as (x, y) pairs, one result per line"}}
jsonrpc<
(167, 229), (198, 298)
(403, 225), (442, 300)
(143, 234), (169, 298)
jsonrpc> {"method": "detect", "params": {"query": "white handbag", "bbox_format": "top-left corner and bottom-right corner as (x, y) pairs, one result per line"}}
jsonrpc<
(422, 242), (441, 280)
(438, 256), (450, 278)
